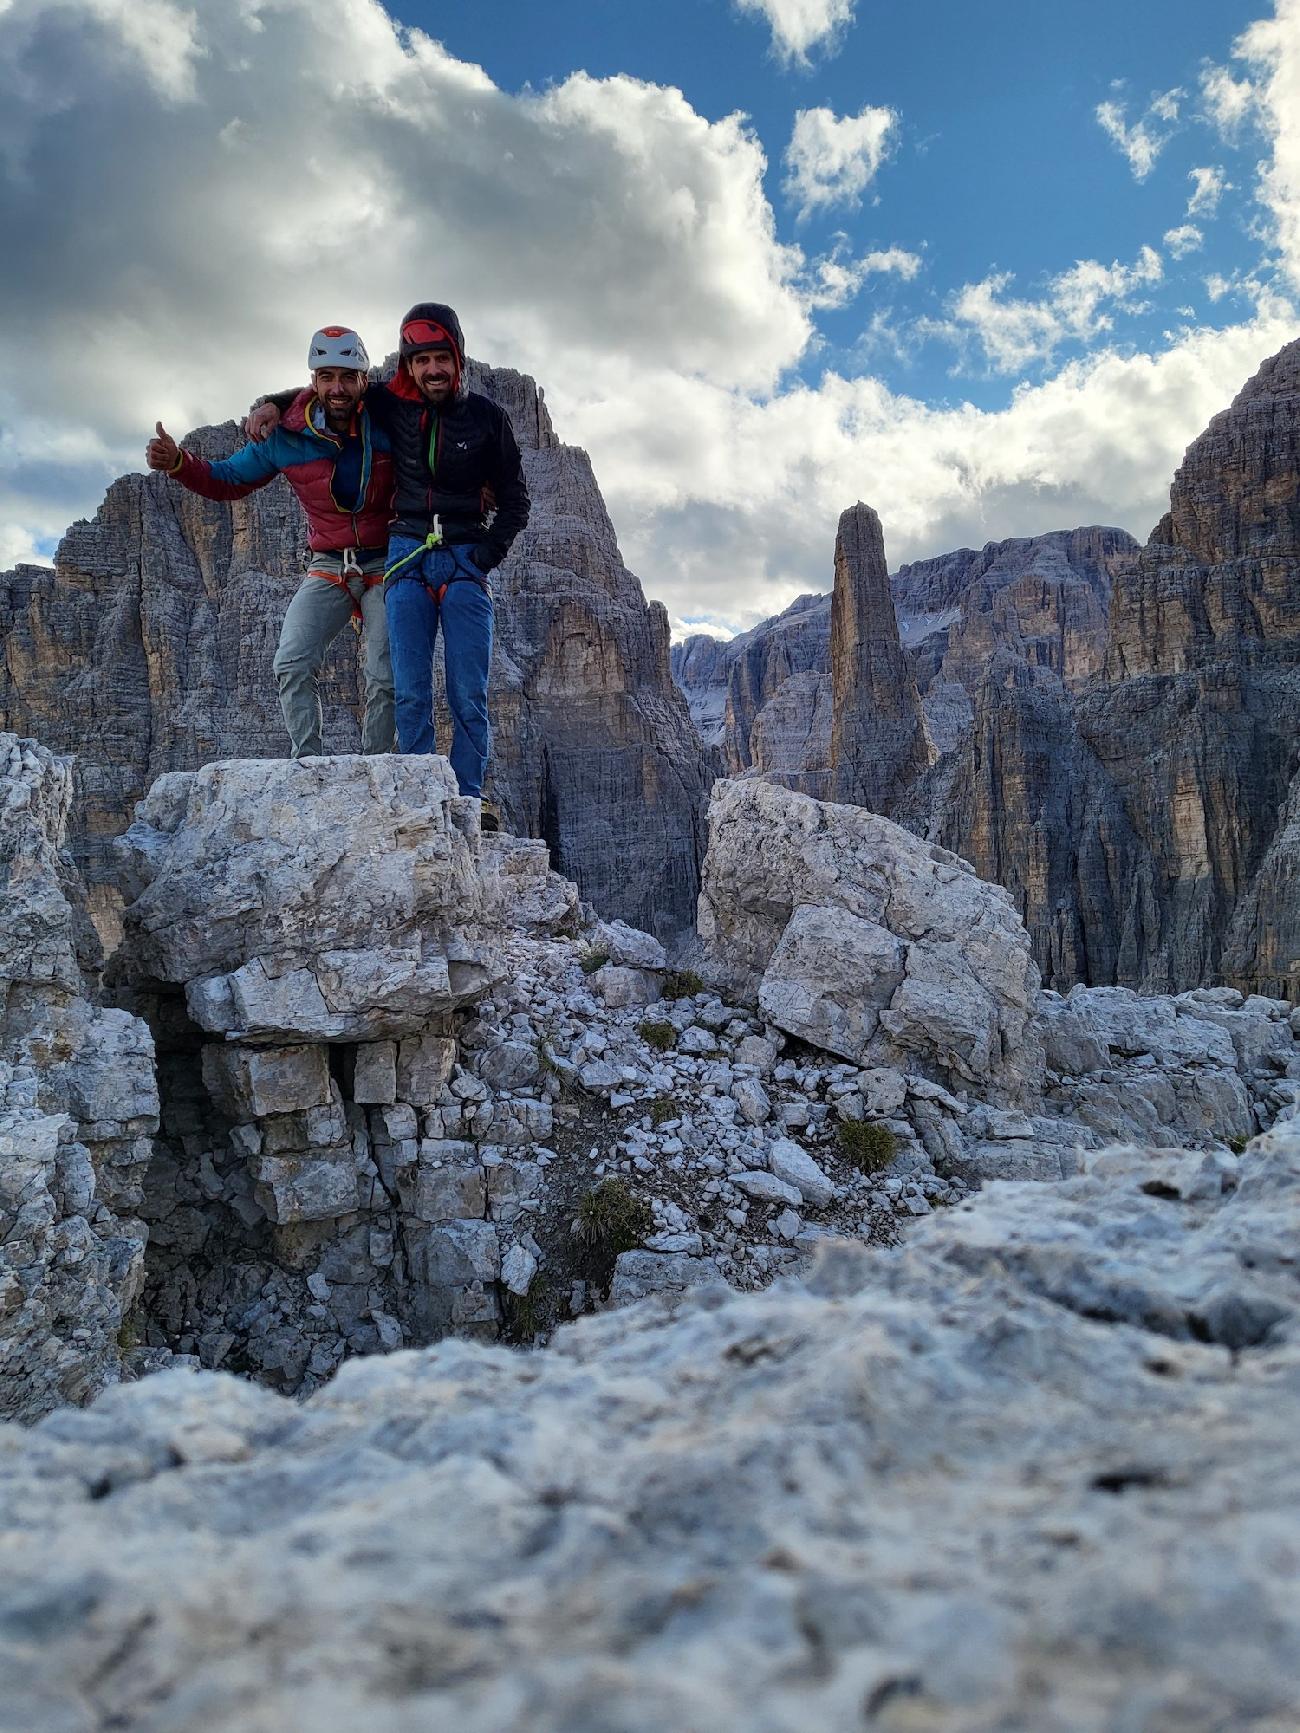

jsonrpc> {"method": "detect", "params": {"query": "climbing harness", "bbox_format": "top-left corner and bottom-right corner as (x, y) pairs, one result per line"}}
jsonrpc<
(381, 518), (487, 607)
(306, 544), (386, 628)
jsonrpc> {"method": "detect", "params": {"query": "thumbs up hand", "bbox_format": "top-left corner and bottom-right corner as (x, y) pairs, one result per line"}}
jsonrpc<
(146, 421), (181, 472)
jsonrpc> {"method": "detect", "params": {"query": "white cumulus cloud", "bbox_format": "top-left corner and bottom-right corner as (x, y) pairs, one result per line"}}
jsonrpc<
(732, 0), (855, 64)
(783, 103), (898, 218)
(1164, 224), (1205, 258)
(1199, 60), (1260, 139)
(579, 299), (1296, 630)
(800, 239), (920, 309)
(1095, 87), (1184, 181)
(928, 247), (1165, 375)
(1187, 165), (1230, 217)
(1239, 0), (1300, 292)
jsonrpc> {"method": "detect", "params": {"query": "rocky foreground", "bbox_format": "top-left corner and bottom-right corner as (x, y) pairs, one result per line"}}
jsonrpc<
(6, 733), (1298, 1423)
(2, 1120), (1299, 1731)
(3, 729), (1300, 1726)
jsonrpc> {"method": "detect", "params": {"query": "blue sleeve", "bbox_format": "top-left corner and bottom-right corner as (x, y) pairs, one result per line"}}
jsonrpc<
(202, 434), (286, 490)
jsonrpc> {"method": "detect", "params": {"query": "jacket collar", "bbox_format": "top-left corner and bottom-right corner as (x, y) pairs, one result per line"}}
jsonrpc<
(285, 387), (365, 444)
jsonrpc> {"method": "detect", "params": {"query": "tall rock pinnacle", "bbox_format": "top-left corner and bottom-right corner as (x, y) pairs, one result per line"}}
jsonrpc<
(829, 502), (934, 812)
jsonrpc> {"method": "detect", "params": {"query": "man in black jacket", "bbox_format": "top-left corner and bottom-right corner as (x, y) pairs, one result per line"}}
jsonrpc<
(251, 302), (529, 822)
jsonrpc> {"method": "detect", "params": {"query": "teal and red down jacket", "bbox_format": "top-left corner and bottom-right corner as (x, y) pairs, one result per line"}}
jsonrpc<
(170, 390), (394, 551)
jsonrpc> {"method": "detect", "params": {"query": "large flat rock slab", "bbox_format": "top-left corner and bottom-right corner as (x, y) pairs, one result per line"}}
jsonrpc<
(114, 755), (501, 1040)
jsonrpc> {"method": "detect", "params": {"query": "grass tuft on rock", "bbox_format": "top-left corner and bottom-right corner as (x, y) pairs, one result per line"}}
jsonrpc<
(839, 1119), (897, 1174)
(648, 1096), (677, 1127)
(574, 1179), (654, 1256)
(579, 949), (610, 975)
(501, 1281), (549, 1346)
(638, 1019), (676, 1052)
(661, 970), (705, 1001)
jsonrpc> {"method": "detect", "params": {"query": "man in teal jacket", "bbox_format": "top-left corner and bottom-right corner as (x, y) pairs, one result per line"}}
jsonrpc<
(147, 326), (397, 757)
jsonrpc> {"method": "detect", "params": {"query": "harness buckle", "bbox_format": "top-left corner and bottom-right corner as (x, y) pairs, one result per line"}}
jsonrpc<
(341, 546), (362, 577)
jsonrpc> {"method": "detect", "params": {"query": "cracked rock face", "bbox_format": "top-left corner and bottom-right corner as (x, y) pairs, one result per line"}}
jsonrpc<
(0, 734), (160, 1423)
(4, 1123), (1300, 1731)
(107, 756), (586, 1390)
(828, 502), (934, 813)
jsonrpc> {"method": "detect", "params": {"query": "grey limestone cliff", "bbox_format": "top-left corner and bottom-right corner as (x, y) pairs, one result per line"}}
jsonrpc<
(671, 526), (1132, 778)
(672, 591), (831, 772)
(919, 339), (1300, 999)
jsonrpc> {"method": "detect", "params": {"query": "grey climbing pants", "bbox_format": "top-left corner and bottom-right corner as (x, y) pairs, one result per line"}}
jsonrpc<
(272, 554), (395, 758)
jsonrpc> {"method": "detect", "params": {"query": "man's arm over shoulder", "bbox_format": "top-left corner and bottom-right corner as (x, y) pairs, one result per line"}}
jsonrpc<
(244, 385), (307, 443)
(363, 379), (397, 429)
(474, 405), (529, 572)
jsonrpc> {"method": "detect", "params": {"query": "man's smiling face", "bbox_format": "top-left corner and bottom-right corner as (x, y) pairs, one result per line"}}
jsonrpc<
(312, 366), (366, 429)
(409, 348), (457, 404)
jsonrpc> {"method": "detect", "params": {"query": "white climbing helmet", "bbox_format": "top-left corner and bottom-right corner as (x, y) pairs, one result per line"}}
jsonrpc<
(307, 326), (370, 374)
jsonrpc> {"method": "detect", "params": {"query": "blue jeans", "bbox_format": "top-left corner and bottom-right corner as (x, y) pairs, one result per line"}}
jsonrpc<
(384, 537), (494, 796)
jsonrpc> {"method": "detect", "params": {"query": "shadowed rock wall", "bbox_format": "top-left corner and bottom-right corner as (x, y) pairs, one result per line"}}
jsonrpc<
(924, 339), (1300, 999)
(828, 503), (933, 811)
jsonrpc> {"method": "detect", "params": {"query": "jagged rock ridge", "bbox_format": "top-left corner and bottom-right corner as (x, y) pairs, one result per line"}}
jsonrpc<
(925, 339), (1300, 999)
(673, 338), (1300, 1002)
(670, 525), (1134, 779)
(0, 359), (710, 942)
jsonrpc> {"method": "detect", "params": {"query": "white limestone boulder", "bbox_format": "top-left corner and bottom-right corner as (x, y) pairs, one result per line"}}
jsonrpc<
(115, 756), (503, 1040)
(478, 832), (580, 935)
(699, 778), (1044, 1103)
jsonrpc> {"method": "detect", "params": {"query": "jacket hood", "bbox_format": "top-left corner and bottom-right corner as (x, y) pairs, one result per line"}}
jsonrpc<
(392, 301), (468, 403)
(400, 301), (466, 363)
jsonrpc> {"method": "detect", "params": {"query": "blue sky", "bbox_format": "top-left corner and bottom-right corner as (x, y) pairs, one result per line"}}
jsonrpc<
(0, 0), (1295, 633)
(418, 0), (1271, 411)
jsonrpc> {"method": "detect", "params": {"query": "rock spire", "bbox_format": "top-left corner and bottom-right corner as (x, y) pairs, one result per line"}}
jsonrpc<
(828, 502), (933, 812)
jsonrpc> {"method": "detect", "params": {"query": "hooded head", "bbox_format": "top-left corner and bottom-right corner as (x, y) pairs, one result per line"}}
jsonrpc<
(397, 301), (467, 405)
